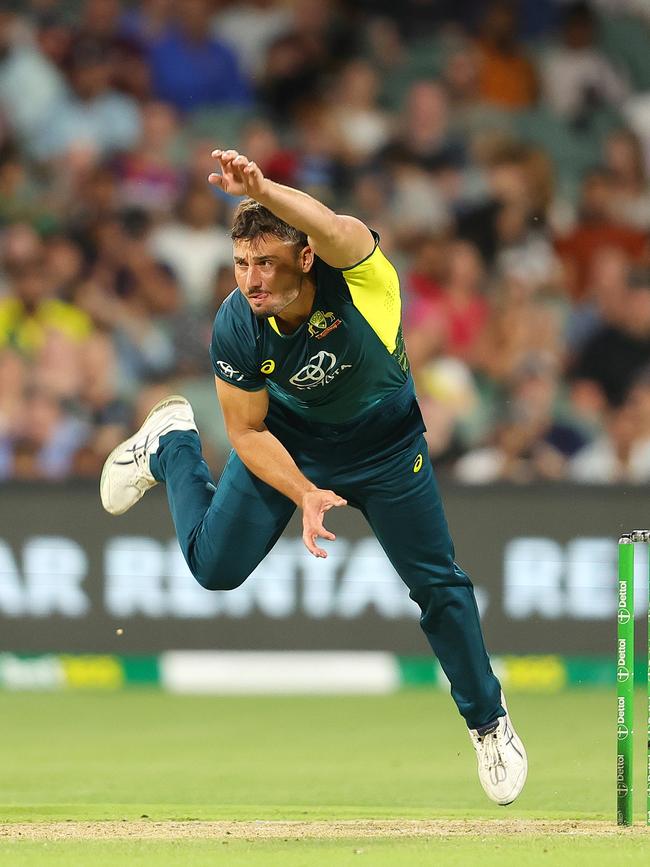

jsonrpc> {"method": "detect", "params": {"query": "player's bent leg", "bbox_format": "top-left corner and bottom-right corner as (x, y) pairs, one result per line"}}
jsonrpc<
(155, 442), (295, 591)
(101, 395), (295, 591)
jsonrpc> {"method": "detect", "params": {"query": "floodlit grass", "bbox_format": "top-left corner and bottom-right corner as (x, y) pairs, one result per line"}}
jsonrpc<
(1, 689), (649, 864)
(3, 837), (650, 867)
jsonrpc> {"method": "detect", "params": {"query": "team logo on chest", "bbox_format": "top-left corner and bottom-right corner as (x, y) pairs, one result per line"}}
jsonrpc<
(308, 310), (342, 340)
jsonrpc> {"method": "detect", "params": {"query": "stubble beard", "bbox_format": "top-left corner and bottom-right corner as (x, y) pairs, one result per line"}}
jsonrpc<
(251, 272), (308, 319)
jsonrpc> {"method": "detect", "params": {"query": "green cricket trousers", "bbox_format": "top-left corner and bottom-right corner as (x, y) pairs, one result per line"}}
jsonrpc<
(150, 385), (504, 730)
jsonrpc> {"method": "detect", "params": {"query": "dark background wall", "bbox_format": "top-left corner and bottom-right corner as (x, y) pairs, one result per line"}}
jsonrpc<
(0, 482), (644, 654)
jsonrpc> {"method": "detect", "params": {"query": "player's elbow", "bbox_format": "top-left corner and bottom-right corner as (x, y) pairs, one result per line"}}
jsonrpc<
(227, 425), (264, 458)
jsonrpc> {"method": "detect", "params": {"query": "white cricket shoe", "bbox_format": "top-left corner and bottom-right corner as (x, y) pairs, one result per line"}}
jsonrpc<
(100, 395), (197, 516)
(469, 703), (528, 806)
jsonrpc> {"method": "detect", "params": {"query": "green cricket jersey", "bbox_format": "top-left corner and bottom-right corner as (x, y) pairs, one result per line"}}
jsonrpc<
(210, 235), (413, 427)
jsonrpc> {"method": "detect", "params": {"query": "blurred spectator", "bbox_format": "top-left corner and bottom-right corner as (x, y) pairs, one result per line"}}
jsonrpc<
(34, 36), (141, 161)
(475, 0), (538, 110)
(406, 241), (488, 368)
(0, 145), (47, 227)
(258, 31), (322, 121)
(150, 184), (232, 310)
(237, 119), (283, 177)
(572, 272), (650, 407)
(0, 223), (43, 284)
(473, 273), (564, 385)
(387, 157), (450, 242)
(605, 128), (650, 230)
(457, 143), (556, 268)
(119, 0), (173, 47)
(541, 2), (628, 125)
(0, 9), (66, 144)
(417, 356), (480, 462)
(10, 386), (89, 481)
(0, 257), (92, 357)
(148, 0), (250, 112)
(381, 83), (461, 242)
(77, 210), (177, 385)
(442, 38), (482, 124)
(455, 357), (587, 483)
(384, 80), (465, 173)
(259, 0), (357, 119)
(291, 0), (359, 73)
(43, 234), (85, 300)
(72, 0), (151, 99)
(35, 11), (74, 69)
(555, 168), (647, 300)
(113, 100), (183, 214)
(264, 103), (343, 199)
(71, 330), (132, 476)
(568, 399), (650, 484)
(331, 59), (391, 166)
(565, 246), (629, 355)
(212, 0), (292, 80)
(404, 236), (446, 305)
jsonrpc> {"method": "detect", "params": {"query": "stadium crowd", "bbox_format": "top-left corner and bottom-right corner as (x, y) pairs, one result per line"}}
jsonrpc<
(2, 0), (650, 483)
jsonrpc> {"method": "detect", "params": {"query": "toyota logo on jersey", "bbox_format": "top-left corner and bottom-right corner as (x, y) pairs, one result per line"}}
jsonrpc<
(289, 351), (352, 390)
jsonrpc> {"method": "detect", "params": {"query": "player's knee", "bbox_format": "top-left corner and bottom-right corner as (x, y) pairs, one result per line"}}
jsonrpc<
(192, 561), (248, 592)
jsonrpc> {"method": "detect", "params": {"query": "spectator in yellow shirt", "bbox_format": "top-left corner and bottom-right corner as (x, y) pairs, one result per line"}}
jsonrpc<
(0, 259), (93, 356)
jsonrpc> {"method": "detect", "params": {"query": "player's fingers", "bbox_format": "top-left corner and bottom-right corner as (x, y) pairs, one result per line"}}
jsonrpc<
(232, 154), (250, 167)
(311, 513), (336, 542)
(207, 172), (224, 186)
(322, 496), (347, 511)
(302, 529), (327, 559)
(220, 149), (239, 165)
(243, 161), (261, 180)
(313, 518), (336, 542)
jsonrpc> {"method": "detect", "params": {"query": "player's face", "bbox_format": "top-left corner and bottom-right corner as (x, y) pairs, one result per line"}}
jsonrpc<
(233, 237), (311, 318)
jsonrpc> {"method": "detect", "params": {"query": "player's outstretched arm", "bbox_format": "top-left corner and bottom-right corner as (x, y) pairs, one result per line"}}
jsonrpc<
(215, 377), (346, 558)
(208, 149), (375, 269)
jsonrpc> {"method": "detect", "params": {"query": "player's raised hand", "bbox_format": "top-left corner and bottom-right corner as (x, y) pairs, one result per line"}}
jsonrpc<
(301, 489), (347, 559)
(208, 149), (267, 199)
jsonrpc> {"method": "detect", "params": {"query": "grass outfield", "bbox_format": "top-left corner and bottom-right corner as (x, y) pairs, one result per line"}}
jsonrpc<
(0, 689), (648, 864)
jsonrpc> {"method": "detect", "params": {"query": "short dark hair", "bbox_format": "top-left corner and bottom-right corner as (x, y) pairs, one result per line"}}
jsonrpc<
(231, 199), (307, 249)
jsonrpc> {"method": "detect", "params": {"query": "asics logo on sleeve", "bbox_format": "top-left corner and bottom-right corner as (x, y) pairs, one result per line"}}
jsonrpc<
(289, 351), (352, 390)
(216, 360), (244, 381)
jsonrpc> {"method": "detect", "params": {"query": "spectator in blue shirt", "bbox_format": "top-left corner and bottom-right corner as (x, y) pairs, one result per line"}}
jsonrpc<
(148, 0), (250, 112)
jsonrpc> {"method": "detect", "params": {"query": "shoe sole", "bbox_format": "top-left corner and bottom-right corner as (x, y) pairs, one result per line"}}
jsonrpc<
(100, 394), (192, 515)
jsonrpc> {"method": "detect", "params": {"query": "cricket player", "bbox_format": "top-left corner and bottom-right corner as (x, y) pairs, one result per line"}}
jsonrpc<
(101, 148), (527, 805)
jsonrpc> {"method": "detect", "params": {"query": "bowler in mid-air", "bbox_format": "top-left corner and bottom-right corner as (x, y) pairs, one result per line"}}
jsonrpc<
(101, 148), (528, 805)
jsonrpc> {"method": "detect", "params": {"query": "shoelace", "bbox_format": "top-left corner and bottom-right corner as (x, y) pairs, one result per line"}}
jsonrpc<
(128, 434), (153, 487)
(478, 728), (507, 783)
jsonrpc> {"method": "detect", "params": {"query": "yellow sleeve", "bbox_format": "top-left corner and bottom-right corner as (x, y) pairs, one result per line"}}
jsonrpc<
(341, 243), (401, 353)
